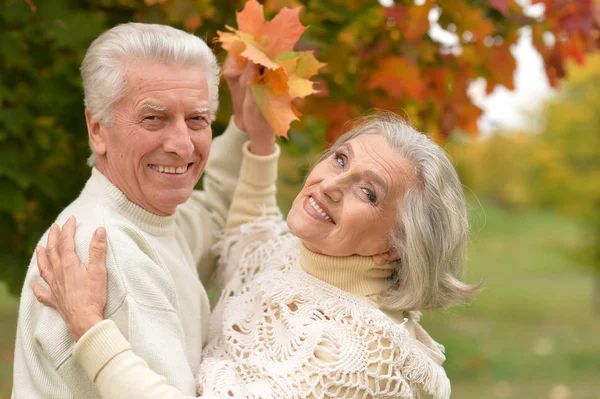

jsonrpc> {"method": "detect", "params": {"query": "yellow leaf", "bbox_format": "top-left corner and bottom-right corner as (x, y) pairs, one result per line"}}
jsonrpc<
(251, 83), (299, 138)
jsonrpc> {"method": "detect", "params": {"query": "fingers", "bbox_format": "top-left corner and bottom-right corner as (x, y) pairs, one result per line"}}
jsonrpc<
(59, 216), (80, 269)
(88, 227), (108, 278)
(222, 54), (247, 80)
(46, 223), (63, 276)
(36, 246), (54, 287)
(31, 281), (56, 309)
(241, 61), (260, 85)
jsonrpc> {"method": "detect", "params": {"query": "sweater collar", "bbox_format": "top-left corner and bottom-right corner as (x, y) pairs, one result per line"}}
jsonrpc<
(84, 168), (176, 235)
(298, 241), (393, 306)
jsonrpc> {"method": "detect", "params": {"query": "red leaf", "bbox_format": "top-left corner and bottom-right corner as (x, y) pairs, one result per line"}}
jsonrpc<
(489, 0), (509, 15)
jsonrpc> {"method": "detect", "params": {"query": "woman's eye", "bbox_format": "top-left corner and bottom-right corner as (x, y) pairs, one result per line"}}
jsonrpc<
(363, 188), (377, 203)
(335, 153), (345, 167)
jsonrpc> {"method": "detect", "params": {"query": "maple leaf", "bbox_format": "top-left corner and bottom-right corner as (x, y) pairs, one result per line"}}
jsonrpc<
(216, 0), (325, 137)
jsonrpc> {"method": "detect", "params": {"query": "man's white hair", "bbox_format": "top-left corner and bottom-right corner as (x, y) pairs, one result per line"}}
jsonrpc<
(317, 112), (481, 311)
(81, 22), (220, 166)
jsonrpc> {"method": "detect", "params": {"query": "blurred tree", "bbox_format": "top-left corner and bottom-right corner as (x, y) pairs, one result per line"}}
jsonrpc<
(447, 131), (539, 209)
(535, 53), (600, 312)
(0, 0), (598, 296)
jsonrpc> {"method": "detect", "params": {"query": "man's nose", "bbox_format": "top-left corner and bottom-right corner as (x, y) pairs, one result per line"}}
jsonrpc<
(163, 119), (194, 159)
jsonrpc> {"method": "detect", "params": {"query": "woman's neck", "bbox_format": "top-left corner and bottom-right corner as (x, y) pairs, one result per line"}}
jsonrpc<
(298, 241), (393, 306)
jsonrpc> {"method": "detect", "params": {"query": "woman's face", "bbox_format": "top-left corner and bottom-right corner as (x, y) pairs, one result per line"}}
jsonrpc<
(287, 134), (416, 258)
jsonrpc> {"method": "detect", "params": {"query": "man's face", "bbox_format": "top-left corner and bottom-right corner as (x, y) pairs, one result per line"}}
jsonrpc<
(92, 61), (212, 215)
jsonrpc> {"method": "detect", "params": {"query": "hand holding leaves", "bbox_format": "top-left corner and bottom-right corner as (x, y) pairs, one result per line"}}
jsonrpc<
(216, 0), (326, 138)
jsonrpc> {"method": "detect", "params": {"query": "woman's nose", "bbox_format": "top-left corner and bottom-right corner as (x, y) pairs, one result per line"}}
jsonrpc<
(320, 176), (343, 203)
(163, 119), (194, 159)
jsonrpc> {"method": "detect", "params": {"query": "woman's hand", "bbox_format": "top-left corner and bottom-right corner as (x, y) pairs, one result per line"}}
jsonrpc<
(32, 216), (108, 342)
(242, 63), (276, 156)
(223, 54), (276, 155)
(223, 54), (248, 131)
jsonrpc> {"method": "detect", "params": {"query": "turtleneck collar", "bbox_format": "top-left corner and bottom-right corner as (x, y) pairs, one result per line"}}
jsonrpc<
(298, 241), (393, 306)
(84, 168), (177, 236)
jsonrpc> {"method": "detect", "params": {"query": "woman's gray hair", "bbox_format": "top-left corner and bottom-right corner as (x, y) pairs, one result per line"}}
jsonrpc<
(317, 112), (480, 311)
(82, 22), (220, 166)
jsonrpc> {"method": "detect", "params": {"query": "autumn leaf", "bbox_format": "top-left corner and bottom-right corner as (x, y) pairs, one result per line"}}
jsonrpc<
(216, 0), (325, 137)
(488, 0), (509, 15)
(366, 56), (425, 100)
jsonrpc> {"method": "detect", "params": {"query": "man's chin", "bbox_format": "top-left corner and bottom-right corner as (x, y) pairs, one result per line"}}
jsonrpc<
(147, 189), (194, 215)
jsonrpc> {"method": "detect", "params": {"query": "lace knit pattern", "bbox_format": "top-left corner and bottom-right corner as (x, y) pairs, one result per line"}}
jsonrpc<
(199, 217), (451, 399)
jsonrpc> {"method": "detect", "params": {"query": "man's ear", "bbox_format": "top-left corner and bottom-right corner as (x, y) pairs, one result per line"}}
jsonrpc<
(85, 108), (107, 156)
(372, 247), (400, 266)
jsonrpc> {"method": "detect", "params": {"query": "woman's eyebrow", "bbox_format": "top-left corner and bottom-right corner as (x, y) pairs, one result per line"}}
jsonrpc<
(365, 170), (388, 193)
(340, 143), (354, 158)
(341, 142), (388, 193)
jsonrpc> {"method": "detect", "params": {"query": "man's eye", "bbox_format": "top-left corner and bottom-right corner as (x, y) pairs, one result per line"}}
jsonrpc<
(144, 115), (159, 121)
(188, 116), (209, 129)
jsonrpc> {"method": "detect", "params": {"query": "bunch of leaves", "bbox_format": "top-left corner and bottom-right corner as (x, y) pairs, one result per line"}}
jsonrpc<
(215, 0), (325, 137)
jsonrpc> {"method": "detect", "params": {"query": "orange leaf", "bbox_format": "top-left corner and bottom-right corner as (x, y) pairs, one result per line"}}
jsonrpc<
(263, 7), (307, 56)
(263, 67), (290, 96)
(184, 15), (202, 31)
(216, 0), (326, 137)
(236, 0), (265, 36)
(251, 83), (299, 138)
(366, 56), (425, 100)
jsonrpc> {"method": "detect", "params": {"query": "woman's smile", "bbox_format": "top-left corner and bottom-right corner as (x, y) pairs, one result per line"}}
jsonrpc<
(304, 195), (335, 224)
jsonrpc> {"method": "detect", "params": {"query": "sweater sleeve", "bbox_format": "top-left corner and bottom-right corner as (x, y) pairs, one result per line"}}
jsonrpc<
(176, 117), (249, 284)
(225, 141), (281, 229)
(210, 141), (283, 289)
(75, 320), (198, 399)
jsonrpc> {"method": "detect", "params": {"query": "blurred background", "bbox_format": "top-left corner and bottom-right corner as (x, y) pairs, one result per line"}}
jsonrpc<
(1, 0), (599, 397)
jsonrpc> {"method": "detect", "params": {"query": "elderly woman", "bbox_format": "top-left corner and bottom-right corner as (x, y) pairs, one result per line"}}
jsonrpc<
(33, 113), (479, 399)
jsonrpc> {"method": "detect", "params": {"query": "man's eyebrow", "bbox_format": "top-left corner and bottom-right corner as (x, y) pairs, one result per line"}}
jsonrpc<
(191, 107), (211, 114)
(141, 104), (167, 112)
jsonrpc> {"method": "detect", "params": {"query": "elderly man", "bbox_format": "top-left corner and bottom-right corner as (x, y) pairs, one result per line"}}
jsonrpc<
(12, 23), (275, 398)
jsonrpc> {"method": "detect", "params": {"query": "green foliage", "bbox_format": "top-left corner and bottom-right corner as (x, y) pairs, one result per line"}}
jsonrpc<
(447, 132), (540, 209)
(536, 54), (600, 273)
(0, 0), (136, 295)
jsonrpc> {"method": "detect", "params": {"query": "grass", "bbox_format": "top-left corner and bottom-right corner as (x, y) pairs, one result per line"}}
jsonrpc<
(1, 202), (599, 398)
(0, 282), (18, 399)
(422, 202), (600, 399)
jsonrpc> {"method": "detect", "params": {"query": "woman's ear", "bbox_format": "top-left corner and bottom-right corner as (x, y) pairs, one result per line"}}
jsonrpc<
(85, 108), (107, 156)
(372, 247), (400, 265)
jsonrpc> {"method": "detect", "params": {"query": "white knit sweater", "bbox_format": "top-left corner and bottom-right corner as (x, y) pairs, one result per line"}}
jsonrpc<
(12, 119), (248, 399)
(69, 138), (451, 399)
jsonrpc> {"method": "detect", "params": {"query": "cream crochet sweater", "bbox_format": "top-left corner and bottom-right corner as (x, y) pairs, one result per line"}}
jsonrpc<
(71, 141), (451, 399)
